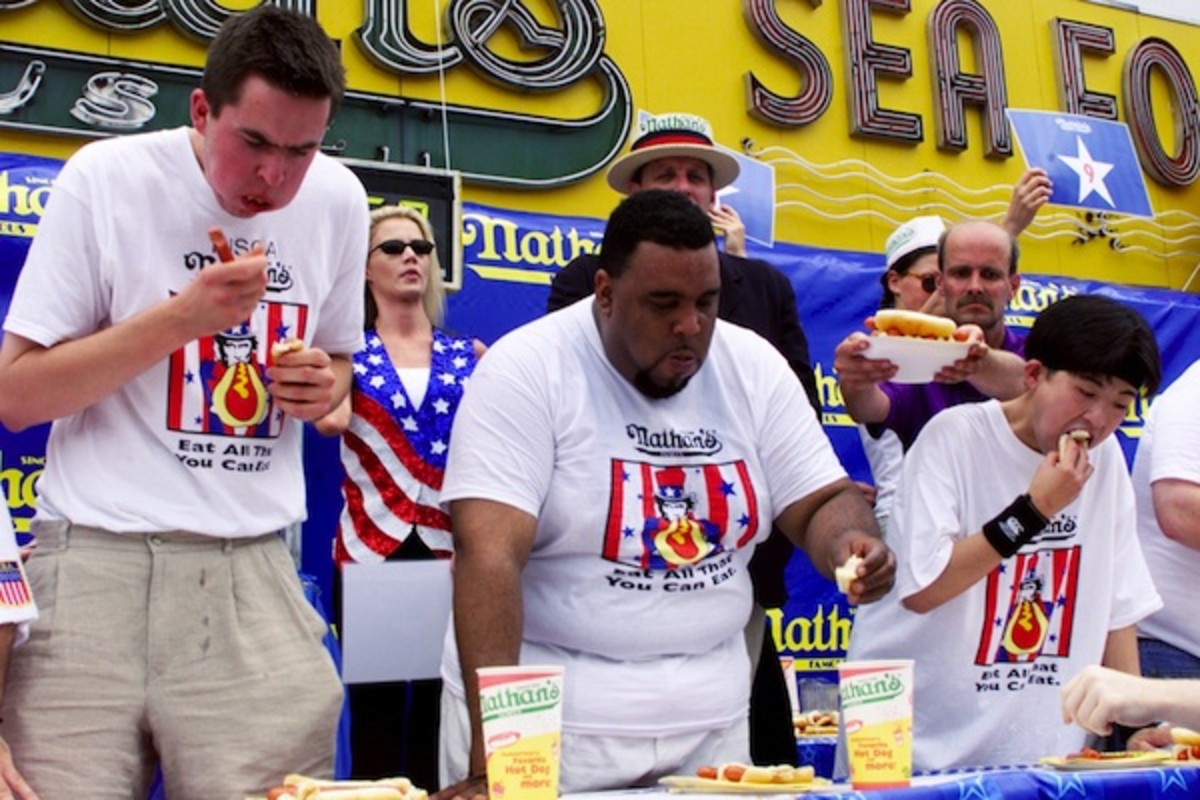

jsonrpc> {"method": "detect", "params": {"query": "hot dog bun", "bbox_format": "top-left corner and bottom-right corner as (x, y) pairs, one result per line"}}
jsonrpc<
(868, 309), (956, 341)
(269, 775), (426, 800)
(271, 338), (304, 359)
(835, 554), (863, 594)
(1172, 727), (1200, 746)
(713, 763), (816, 784)
(1057, 430), (1092, 459)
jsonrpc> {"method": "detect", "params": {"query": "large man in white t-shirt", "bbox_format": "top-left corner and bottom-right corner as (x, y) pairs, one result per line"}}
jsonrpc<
(434, 190), (895, 799)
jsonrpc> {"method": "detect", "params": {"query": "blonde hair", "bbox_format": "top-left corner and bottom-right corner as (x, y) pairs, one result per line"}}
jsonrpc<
(365, 204), (446, 328)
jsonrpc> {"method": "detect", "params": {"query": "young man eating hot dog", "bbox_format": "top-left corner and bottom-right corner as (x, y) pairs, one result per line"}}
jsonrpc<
(841, 294), (1162, 772)
(0, 7), (367, 798)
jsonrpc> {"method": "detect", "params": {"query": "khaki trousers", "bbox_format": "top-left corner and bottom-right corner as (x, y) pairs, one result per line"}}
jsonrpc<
(0, 521), (343, 800)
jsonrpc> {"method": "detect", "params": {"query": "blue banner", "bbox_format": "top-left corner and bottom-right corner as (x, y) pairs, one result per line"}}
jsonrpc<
(5, 153), (1200, 678)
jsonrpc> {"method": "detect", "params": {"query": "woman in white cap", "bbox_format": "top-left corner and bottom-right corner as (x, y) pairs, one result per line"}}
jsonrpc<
(860, 215), (947, 536)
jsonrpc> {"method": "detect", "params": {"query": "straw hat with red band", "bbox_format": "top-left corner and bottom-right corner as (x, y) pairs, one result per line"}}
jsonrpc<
(606, 112), (741, 194)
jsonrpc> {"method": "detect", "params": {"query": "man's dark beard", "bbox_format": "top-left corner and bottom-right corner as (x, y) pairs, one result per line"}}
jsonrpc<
(632, 369), (690, 399)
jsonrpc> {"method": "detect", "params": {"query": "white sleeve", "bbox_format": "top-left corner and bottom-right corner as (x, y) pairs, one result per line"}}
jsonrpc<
(1147, 368), (1200, 487)
(1107, 464), (1163, 628)
(755, 348), (847, 514)
(440, 332), (556, 518)
(892, 415), (965, 598)
(4, 150), (109, 347)
(309, 162), (368, 357)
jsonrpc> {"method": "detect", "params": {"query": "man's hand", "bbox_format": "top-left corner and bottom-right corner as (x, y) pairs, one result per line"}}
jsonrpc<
(0, 737), (38, 800)
(266, 346), (339, 421)
(932, 324), (986, 383)
(1028, 433), (1092, 519)
(1062, 665), (1162, 737)
(431, 774), (487, 800)
(1002, 168), (1052, 236)
(834, 333), (898, 391)
(834, 535), (896, 605)
(171, 244), (269, 342)
(709, 203), (747, 257)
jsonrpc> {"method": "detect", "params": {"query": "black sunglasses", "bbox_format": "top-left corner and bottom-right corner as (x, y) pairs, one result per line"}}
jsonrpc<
(909, 273), (938, 294)
(371, 238), (435, 256)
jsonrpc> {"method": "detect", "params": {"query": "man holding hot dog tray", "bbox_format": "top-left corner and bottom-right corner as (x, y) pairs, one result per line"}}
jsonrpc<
(0, 7), (367, 798)
(434, 189), (895, 799)
(836, 218), (1038, 453)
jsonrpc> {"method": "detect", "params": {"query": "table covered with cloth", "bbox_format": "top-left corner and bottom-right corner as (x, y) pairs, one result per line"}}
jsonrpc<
(562, 761), (1200, 799)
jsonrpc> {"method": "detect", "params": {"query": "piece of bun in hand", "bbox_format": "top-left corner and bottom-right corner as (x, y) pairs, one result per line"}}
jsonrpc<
(271, 338), (304, 359)
(867, 309), (956, 341)
(1057, 430), (1092, 459)
(835, 554), (863, 594)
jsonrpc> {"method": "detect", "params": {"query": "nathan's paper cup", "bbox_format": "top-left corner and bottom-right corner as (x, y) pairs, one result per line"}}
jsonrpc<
(838, 659), (914, 789)
(477, 665), (564, 800)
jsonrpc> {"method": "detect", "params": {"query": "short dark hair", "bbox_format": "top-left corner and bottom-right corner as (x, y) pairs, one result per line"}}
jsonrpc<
(597, 189), (715, 278)
(1025, 294), (1161, 395)
(937, 223), (1021, 275)
(201, 6), (345, 122)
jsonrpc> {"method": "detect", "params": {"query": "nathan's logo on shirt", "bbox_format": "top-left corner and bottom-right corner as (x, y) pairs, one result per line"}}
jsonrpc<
(625, 424), (722, 456)
(1029, 513), (1078, 546)
(181, 236), (295, 293)
(601, 460), (758, 575)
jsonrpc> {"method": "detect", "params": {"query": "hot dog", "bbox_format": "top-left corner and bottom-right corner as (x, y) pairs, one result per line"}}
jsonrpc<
(208, 226), (235, 262)
(700, 763), (816, 784)
(1057, 430), (1091, 459)
(866, 309), (957, 341)
(266, 775), (426, 800)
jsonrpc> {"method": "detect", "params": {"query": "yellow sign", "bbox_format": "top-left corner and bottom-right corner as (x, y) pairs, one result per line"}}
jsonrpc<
(3, 1), (1199, 289)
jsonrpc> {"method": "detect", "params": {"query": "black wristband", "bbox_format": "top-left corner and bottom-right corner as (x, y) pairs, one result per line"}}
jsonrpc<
(981, 494), (1049, 558)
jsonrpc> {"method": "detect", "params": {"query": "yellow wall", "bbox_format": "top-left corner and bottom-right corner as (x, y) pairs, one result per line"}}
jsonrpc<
(4, 0), (1199, 289)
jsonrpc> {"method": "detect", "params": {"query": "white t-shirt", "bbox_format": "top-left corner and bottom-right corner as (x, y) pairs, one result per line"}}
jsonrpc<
(846, 400), (1160, 771)
(0, 506), (36, 643)
(1134, 360), (1200, 658)
(859, 425), (903, 537)
(5, 128), (367, 536)
(440, 299), (847, 736)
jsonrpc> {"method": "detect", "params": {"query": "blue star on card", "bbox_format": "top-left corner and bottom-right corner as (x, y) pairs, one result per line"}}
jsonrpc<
(1007, 109), (1154, 218)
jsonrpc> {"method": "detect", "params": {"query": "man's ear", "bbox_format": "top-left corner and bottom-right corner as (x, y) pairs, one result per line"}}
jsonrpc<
(1024, 358), (1043, 391)
(594, 269), (614, 313)
(886, 269), (904, 296)
(190, 88), (209, 131)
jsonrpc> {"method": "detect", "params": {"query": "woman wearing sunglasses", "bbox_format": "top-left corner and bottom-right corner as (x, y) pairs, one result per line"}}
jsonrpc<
(315, 205), (485, 784)
(859, 215), (948, 537)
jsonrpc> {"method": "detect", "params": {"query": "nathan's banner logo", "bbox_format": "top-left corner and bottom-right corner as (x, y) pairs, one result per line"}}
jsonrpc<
(0, 1), (632, 187)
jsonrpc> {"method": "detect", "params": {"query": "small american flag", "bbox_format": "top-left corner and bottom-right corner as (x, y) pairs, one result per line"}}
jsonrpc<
(0, 561), (32, 608)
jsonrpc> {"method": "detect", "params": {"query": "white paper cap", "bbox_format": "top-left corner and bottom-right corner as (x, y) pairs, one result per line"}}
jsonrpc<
(885, 215), (946, 269)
